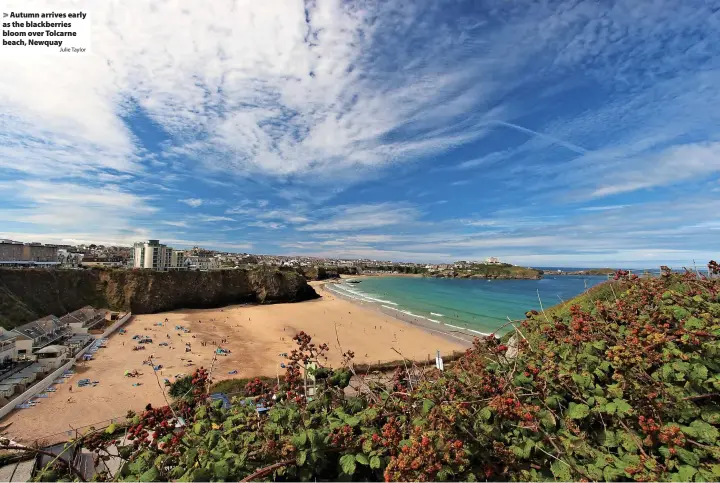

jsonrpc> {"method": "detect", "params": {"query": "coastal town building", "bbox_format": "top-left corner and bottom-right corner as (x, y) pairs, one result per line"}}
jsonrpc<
(486, 257), (501, 264)
(81, 257), (125, 268)
(0, 329), (19, 364)
(170, 250), (187, 270)
(131, 240), (174, 271)
(0, 240), (59, 265)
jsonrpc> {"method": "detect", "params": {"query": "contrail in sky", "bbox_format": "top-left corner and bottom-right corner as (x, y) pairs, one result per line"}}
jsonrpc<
(490, 120), (589, 154)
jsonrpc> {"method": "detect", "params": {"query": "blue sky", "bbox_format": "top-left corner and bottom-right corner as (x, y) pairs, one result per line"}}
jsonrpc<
(1, 0), (719, 267)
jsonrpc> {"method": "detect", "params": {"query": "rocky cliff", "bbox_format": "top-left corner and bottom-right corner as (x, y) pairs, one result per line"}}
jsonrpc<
(298, 266), (360, 281)
(0, 268), (318, 329)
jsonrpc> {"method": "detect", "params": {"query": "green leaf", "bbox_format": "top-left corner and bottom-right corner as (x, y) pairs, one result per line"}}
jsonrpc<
(675, 448), (699, 466)
(345, 416), (360, 428)
(296, 450), (307, 467)
(550, 461), (571, 481)
(355, 453), (369, 465)
(307, 430), (321, 448)
(685, 317), (706, 330)
(510, 440), (534, 459)
(572, 373), (593, 388)
(213, 460), (230, 481)
(191, 468), (211, 482)
(618, 431), (639, 453)
(538, 410), (556, 430)
(672, 465), (697, 482)
(292, 431), (308, 447)
(362, 437), (373, 453)
(567, 402), (590, 420)
(422, 399), (436, 414)
(586, 464), (603, 481)
(612, 398), (632, 416)
(599, 430), (618, 448)
(689, 419), (719, 443)
(607, 383), (623, 398)
(603, 465), (625, 480)
(479, 407), (492, 421)
(369, 455), (381, 470)
(138, 466), (160, 482)
(701, 409), (720, 425)
(340, 454), (357, 475)
(690, 364), (708, 382)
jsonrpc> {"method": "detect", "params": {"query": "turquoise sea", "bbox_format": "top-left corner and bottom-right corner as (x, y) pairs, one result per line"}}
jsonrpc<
(330, 275), (607, 335)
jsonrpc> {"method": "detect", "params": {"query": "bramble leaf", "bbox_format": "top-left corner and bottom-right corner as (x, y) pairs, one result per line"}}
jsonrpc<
(567, 403), (590, 420)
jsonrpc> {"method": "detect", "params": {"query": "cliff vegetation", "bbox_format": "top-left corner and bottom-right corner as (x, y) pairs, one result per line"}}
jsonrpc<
(427, 263), (542, 279)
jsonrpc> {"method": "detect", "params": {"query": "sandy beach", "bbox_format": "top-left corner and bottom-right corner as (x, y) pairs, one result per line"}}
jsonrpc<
(2, 281), (466, 444)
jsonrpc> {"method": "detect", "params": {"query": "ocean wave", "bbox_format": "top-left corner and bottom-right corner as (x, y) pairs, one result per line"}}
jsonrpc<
(330, 285), (491, 337)
(430, 312), (444, 317)
(337, 284), (398, 305)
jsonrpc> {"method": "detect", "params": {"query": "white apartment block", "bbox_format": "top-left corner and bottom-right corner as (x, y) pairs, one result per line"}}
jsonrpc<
(132, 240), (174, 271)
(171, 250), (186, 270)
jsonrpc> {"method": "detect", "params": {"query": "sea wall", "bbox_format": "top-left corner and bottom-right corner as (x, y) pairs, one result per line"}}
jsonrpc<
(0, 268), (318, 329)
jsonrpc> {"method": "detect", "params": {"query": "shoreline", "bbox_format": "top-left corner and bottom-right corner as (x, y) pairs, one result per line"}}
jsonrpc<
(318, 281), (480, 346)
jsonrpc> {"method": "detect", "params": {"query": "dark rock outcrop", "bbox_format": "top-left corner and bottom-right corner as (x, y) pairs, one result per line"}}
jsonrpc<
(298, 266), (360, 281)
(0, 268), (318, 329)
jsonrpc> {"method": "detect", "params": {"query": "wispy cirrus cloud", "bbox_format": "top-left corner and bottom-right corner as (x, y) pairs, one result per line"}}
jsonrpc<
(298, 203), (421, 232)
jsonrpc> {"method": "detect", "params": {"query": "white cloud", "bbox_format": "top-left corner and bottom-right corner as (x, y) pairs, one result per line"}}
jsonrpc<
(590, 142), (720, 198)
(179, 198), (204, 208)
(298, 203), (420, 232)
(248, 221), (284, 230)
(197, 215), (235, 222)
(578, 205), (629, 212)
(0, 180), (156, 244)
(161, 221), (189, 228)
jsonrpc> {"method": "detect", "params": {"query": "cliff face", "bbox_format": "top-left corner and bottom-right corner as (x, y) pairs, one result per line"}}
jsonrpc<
(298, 266), (359, 281)
(0, 268), (318, 329)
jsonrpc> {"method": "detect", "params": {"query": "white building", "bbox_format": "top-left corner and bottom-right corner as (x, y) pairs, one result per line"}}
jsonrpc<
(184, 255), (218, 271)
(170, 250), (187, 270)
(486, 257), (501, 264)
(132, 240), (174, 271)
(0, 329), (18, 364)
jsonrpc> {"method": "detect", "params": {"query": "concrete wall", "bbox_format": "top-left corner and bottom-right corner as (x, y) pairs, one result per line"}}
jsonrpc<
(100, 312), (132, 339)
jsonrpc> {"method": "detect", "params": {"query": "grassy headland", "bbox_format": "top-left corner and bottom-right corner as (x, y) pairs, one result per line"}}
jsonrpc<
(426, 262), (542, 279)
